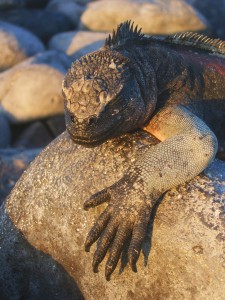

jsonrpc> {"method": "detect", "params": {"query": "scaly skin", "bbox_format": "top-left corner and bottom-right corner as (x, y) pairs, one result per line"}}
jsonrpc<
(62, 21), (225, 280)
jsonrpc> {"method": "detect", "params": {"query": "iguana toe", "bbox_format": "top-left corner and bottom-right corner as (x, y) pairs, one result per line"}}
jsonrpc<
(83, 189), (110, 210)
(84, 207), (111, 252)
(105, 223), (132, 280)
(128, 208), (151, 272)
(92, 218), (117, 273)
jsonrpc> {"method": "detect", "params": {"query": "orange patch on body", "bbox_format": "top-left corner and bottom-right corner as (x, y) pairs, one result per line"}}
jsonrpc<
(142, 122), (166, 142)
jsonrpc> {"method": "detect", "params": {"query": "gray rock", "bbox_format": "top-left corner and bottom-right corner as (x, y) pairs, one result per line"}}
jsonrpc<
(0, 0), (26, 9)
(0, 50), (70, 123)
(0, 9), (74, 42)
(80, 0), (208, 34)
(46, 0), (85, 26)
(0, 113), (10, 148)
(12, 122), (55, 149)
(0, 0), (50, 8)
(48, 30), (107, 61)
(25, 0), (50, 8)
(13, 116), (66, 148)
(0, 148), (41, 205)
(44, 115), (66, 137)
(0, 21), (45, 71)
(187, 0), (225, 39)
(1, 130), (225, 299)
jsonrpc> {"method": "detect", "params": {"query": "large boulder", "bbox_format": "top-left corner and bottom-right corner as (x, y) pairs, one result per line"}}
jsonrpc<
(80, 0), (208, 34)
(1, 130), (224, 299)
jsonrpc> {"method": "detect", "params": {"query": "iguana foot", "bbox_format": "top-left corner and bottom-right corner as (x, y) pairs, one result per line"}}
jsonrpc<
(84, 174), (152, 280)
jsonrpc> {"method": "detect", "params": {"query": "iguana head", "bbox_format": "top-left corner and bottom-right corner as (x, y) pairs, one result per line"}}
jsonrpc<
(62, 21), (156, 146)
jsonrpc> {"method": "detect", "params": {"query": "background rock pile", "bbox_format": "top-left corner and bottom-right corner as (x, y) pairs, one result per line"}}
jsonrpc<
(0, 0), (225, 204)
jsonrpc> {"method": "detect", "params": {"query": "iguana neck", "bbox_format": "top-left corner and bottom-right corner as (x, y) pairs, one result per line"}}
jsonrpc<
(119, 42), (192, 122)
(118, 46), (158, 124)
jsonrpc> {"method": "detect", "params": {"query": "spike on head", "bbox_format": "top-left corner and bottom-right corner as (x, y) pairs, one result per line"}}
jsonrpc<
(104, 20), (144, 49)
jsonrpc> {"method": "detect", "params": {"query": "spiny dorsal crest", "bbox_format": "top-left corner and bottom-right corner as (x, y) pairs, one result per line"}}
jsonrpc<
(166, 32), (225, 55)
(105, 20), (145, 49)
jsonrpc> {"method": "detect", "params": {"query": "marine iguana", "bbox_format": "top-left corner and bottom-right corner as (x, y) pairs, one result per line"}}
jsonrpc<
(62, 21), (225, 280)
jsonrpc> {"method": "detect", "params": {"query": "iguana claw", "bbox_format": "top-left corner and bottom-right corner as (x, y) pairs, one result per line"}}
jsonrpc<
(84, 175), (151, 280)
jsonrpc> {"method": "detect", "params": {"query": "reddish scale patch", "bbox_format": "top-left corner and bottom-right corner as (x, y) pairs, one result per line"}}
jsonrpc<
(183, 50), (225, 77)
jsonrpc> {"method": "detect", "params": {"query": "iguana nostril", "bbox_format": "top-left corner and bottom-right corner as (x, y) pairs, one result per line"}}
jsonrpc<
(88, 116), (97, 125)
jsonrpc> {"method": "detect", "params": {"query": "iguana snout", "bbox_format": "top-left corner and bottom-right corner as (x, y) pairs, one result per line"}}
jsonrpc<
(63, 50), (146, 146)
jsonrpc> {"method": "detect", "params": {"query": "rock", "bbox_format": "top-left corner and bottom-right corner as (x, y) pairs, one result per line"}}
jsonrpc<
(80, 0), (208, 34)
(71, 0), (92, 5)
(0, 21), (45, 71)
(46, 0), (84, 26)
(12, 121), (54, 149)
(0, 113), (11, 148)
(0, 148), (40, 205)
(0, 0), (26, 9)
(0, 50), (70, 123)
(0, 9), (74, 42)
(187, 0), (225, 39)
(25, 0), (50, 8)
(1, 130), (224, 298)
(0, 0), (50, 8)
(44, 115), (66, 137)
(48, 31), (107, 61)
(13, 116), (66, 148)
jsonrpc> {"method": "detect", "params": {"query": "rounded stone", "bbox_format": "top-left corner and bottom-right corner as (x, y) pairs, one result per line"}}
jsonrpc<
(0, 0), (26, 9)
(0, 21), (45, 71)
(80, 0), (208, 34)
(48, 30), (107, 61)
(46, 0), (84, 26)
(0, 148), (41, 205)
(1, 131), (224, 298)
(0, 8), (74, 42)
(0, 50), (71, 123)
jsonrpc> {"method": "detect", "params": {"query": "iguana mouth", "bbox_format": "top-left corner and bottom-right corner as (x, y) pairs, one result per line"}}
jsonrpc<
(66, 120), (123, 147)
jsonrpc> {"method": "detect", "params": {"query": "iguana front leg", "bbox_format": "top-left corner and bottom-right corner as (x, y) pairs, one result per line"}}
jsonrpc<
(84, 105), (218, 280)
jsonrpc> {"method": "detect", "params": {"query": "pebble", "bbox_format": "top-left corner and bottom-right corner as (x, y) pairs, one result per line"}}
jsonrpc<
(0, 50), (70, 123)
(80, 0), (208, 34)
(48, 30), (107, 61)
(0, 21), (45, 71)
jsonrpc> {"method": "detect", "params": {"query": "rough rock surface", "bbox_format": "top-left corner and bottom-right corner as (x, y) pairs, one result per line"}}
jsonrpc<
(0, 50), (70, 123)
(0, 21), (44, 71)
(48, 30), (107, 61)
(1, 131), (224, 299)
(80, 0), (208, 34)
